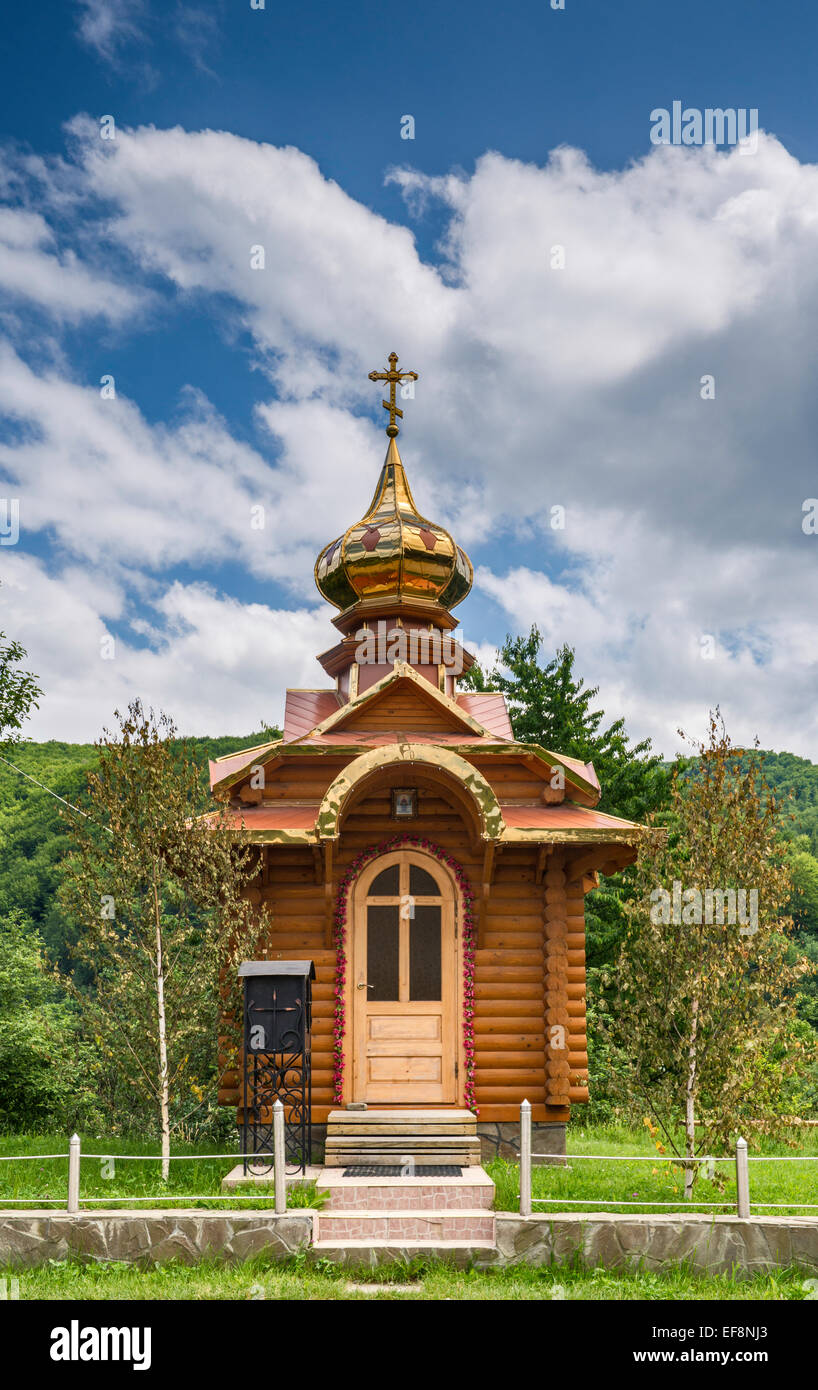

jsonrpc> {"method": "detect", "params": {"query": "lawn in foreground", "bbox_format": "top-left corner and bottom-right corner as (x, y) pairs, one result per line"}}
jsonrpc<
(2, 1123), (816, 1214)
(487, 1121), (818, 1216)
(3, 1257), (815, 1300)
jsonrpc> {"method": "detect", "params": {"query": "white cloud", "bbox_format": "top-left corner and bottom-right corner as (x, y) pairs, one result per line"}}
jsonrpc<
(4, 124), (818, 754)
(0, 207), (142, 323)
(0, 554), (335, 740)
(75, 0), (148, 65)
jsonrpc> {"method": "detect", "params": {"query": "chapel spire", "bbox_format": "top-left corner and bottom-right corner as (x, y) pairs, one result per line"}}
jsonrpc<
(313, 353), (473, 621)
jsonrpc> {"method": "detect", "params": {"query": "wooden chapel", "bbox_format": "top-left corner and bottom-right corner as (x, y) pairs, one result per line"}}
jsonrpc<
(212, 353), (648, 1160)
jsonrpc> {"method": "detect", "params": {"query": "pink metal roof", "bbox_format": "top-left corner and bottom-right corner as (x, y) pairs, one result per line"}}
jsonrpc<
(221, 802), (639, 836)
(208, 744), (278, 790)
(283, 689), (341, 742)
(455, 691), (513, 739)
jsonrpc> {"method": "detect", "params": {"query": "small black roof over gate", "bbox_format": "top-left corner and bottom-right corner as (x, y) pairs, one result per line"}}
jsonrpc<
(238, 960), (316, 978)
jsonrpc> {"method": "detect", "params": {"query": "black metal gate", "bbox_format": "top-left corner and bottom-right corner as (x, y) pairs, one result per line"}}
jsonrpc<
(239, 961), (314, 1174)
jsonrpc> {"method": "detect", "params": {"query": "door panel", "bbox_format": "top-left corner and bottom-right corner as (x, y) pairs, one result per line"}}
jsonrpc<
(369, 1056), (443, 1083)
(369, 1015), (441, 1041)
(352, 851), (457, 1104)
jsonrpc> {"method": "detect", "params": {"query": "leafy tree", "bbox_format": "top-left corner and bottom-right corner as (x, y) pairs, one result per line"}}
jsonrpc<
(787, 838), (818, 936)
(606, 714), (814, 1192)
(785, 838), (818, 1037)
(0, 911), (100, 1131)
(59, 701), (269, 1175)
(0, 630), (41, 745)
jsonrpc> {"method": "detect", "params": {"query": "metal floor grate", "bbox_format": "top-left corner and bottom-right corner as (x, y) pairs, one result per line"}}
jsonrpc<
(342, 1164), (463, 1178)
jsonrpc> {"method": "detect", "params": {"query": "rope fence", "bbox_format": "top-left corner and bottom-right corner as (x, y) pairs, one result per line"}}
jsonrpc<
(0, 1100), (289, 1214)
(518, 1100), (818, 1218)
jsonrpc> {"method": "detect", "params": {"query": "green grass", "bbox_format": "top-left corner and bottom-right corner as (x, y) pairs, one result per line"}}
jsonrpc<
(0, 1133), (324, 1211)
(2, 1255), (815, 1300)
(1, 1123), (815, 1216)
(487, 1120), (818, 1216)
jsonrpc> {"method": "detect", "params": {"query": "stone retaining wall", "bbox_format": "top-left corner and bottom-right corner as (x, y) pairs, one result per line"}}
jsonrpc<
(1, 1209), (816, 1275)
(486, 1212), (818, 1276)
(0, 1211), (312, 1268)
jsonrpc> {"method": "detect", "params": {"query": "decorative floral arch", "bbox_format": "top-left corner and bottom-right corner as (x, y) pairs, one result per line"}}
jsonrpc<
(331, 834), (477, 1113)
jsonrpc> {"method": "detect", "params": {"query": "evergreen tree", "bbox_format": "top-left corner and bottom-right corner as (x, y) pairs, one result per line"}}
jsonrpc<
(463, 628), (670, 823)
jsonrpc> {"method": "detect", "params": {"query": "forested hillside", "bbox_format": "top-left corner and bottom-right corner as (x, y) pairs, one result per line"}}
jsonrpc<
(2, 733), (816, 967)
(738, 750), (818, 854)
(0, 732), (277, 969)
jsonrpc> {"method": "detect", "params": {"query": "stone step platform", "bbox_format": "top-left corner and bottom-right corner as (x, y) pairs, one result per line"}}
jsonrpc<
(315, 1210), (496, 1243)
(317, 1165), (495, 1212)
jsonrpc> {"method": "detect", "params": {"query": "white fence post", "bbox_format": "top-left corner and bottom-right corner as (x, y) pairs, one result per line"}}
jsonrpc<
(67, 1133), (80, 1214)
(735, 1137), (750, 1218)
(273, 1100), (286, 1215)
(520, 1099), (532, 1217)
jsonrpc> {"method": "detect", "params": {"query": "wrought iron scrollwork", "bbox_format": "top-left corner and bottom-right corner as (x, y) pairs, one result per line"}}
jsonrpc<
(242, 986), (312, 1176)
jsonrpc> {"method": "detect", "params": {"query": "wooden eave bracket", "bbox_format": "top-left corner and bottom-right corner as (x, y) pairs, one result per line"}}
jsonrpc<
(535, 844), (553, 884)
(323, 838), (336, 947)
(566, 842), (637, 886)
(478, 840), (501, 944)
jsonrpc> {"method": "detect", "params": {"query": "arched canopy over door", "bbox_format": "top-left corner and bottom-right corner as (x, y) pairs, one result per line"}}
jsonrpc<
(351, 850), (458, 1104)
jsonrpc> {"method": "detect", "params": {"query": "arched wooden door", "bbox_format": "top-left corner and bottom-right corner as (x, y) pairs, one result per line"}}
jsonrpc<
(351, 850), (458, 1104)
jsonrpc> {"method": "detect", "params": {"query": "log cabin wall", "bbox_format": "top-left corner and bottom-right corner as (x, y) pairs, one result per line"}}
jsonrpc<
(218, 773), (590, 1157)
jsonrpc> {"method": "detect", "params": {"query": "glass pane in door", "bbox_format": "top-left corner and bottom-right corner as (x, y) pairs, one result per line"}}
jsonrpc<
(409, 863), (440, 896)
(370, 864), (400, 895)
(367, 904), (400, 1000)
(409, 904), (442, 1000)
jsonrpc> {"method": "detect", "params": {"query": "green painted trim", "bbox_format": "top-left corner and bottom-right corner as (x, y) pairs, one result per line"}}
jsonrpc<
(497, 826), (644, 845)
(316, 741), (506, 841)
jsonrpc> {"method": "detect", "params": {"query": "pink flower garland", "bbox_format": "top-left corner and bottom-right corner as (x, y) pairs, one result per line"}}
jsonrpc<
(331, 834), (478, 1114)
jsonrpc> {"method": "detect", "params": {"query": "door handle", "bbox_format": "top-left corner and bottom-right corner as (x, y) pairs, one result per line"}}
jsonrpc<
(356, 982), (373, 990)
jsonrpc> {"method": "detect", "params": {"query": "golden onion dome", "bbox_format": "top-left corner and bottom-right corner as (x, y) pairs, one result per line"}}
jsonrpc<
(314, 434), (473, 614)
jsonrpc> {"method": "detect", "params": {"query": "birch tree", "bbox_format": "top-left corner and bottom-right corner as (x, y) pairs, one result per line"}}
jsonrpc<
(60, 701), (265, 1178)
(606, 713), (812, 1195)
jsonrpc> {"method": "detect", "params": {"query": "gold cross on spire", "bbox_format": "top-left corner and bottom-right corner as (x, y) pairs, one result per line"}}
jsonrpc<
(368, 351), (419, 437)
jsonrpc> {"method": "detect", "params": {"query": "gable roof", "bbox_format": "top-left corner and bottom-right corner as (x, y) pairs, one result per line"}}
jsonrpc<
(303, 662), (491, 740)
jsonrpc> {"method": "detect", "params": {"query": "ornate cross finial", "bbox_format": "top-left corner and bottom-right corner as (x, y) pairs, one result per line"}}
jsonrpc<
(368, 351), (419, 437)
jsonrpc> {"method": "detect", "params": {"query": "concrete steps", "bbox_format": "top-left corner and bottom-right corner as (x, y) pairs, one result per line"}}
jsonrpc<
(324, 1108), (481, 1168)
(315, 1210), (495, 1243)
(319, 1166), (495, 1211)
(313, 1162), (497, 1255)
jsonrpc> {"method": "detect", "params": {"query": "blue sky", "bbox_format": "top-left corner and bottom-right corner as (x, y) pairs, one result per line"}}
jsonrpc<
(1, 0), (817, 755)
